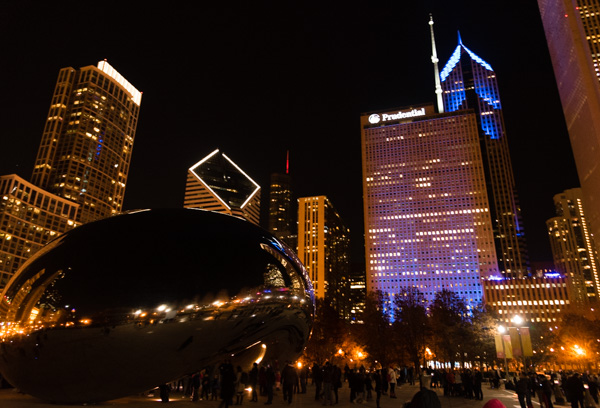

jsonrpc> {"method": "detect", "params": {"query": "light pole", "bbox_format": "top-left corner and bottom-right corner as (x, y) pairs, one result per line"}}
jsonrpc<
(498, 325), (511, 381)
(512, 315), (527, 370)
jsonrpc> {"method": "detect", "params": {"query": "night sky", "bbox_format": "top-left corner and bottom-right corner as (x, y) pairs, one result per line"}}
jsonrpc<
(0, 1), (579, 269)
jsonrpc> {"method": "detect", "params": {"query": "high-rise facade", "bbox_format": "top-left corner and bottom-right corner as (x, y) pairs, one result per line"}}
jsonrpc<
(297, 196), (350, 318)
(537, 0), (600, 258)
(483, 275), (572, 323)
(361, 105), (500, 308)
(31, 61), (142, 224)
(0, 174), (79, 288)
(440, 38), (529, 278)
(547, 188), (600, 303)
(184, 149), (261, 225)
(267, 172), (297, 248)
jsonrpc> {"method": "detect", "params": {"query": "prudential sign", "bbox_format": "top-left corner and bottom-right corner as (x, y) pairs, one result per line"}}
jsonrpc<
(368, 108), (426, 124)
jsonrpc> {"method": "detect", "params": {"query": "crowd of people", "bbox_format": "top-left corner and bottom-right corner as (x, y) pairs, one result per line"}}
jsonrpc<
(154, 362), (600, 408)
(510, 370), (599, 408)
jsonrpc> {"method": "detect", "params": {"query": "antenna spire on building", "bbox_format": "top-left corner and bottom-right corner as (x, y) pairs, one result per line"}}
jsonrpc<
(286, 150), (290, 174)
(429, 14), (444, 113)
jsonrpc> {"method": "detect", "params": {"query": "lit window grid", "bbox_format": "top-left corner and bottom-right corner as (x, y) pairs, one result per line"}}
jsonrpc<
(483, 276), (572, 323)
(0, 175), (79, 289)
(362, 112), (500, 307)
(31, 64), (140, 224)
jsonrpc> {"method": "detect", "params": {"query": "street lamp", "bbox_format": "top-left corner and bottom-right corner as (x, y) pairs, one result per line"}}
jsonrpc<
(511, 315), (530, 370)
(498, 325), (510, 381)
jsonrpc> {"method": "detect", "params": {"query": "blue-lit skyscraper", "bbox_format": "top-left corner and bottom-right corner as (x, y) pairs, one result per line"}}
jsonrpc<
(440, 37), (529, 278)
(361, 105), (501, 309)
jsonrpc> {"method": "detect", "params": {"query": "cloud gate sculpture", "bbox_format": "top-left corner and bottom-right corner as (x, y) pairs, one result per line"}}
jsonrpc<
(0, 209), (314, 403)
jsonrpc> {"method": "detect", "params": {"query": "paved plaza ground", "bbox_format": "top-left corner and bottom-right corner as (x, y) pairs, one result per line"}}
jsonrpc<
(0, 381), (541, 408)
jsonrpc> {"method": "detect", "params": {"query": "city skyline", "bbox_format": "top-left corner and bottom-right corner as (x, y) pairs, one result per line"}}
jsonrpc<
(0, 2), (579, 267)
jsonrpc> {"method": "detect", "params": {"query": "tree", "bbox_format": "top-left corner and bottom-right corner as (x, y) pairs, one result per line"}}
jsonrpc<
(303, 298), (346, 364)
(355, 291), (400, 366)
(429, 289), (469, 365)
(393, 287), (430, 377)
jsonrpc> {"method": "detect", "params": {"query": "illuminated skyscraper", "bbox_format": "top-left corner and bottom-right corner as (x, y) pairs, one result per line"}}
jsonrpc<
(297, 196), (351, 318)
(0, 174), (79, 288)
(538, 0), (600, 257)
(31, 61), (142, 224)
(361, 105), (500, 308)
(440, 37), (529, 278)
(547, 188), (600, 304)
(184, 149), (261, 225)
(267, 154), (296, 248)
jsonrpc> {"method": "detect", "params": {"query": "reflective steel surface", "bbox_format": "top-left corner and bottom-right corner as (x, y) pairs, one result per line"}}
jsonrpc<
(0, 209), (314, 404)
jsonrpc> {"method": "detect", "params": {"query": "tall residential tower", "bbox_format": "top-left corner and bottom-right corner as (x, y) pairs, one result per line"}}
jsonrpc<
(547, 188), (600, 304)
(31, 61), (142, 224)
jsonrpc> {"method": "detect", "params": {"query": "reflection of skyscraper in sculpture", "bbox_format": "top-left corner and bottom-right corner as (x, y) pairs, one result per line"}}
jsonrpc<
(184, 149), (261, 225)
(31, 61), (142, 224)
(537, 0), (600, 258)
(297, 196), (351, 318)
(440, 37), (529, 278)
(547, 188), (600, 304)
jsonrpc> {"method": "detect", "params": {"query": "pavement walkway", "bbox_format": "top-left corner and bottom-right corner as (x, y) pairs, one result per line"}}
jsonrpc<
(0, 381), (548, 408)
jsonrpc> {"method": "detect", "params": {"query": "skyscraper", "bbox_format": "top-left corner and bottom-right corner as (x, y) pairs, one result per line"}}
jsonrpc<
(440, 37), (529, 278)
(297, 196), (350, 318)
(547, 188), (600, 304)
(184, 149), (261, 225)
(361, 105), (500, 308)
(0, 174), (79, 288)
(31, 61), (142, 224)
(267, 154), (296, 248)
(537, 0), (600, 257)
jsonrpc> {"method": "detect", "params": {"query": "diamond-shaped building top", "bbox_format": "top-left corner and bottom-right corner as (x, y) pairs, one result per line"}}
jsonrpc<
(184, 149), (261, 225)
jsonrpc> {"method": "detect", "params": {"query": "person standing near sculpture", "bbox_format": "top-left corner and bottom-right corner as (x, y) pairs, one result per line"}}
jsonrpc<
(219, 360), (236, 408)
(265, 365), (275, 405)
(249, 363), (259, 402)
(281, 361), (299, 404)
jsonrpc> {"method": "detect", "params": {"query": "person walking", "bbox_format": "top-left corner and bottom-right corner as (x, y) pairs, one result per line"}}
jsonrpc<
(313, 363), (323, 401)
(322, 362), (333, 406)
(249, 363), (259, 402)
(332, 364), (342, 404)
(191, 372), (201, 402)
(219, 360), (236, 408)
(373, 368), (383, 408)
(565, 373), (585, 408)
(473, 369), (484, 401)
(264, 365), (275, 405)
(388, 366), (397, 398)
(516, 372), (532, 408)
(281, 361), (299, 404)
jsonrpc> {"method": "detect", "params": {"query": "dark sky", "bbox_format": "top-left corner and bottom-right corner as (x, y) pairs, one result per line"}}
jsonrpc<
(0, 1), (579, 267)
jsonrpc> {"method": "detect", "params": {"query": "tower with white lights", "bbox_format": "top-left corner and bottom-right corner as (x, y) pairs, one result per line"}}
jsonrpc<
(31, 61), (142, 224)
(547, 188), (600, 304)
(184, 149), (261, 225)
